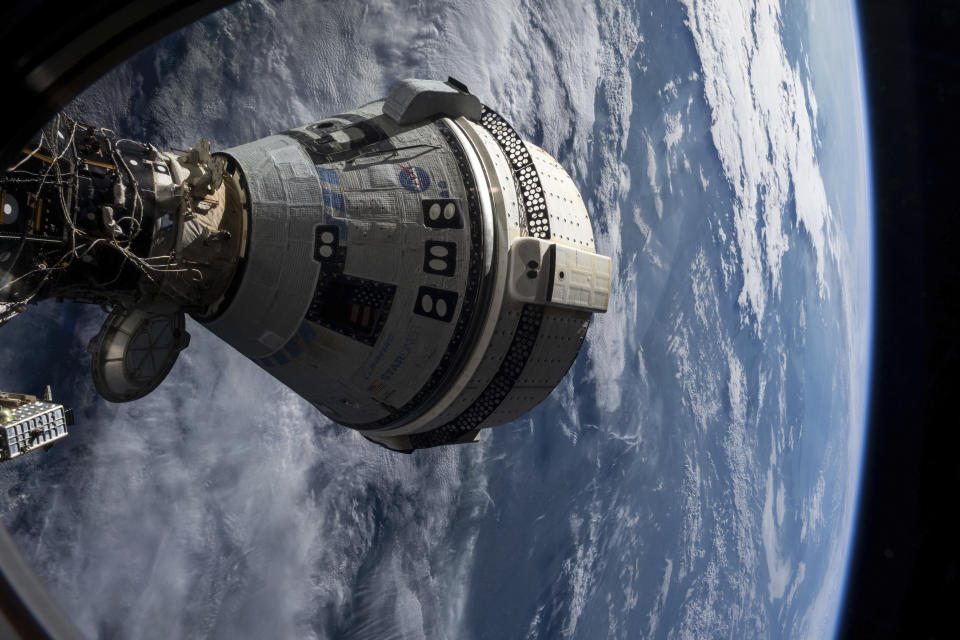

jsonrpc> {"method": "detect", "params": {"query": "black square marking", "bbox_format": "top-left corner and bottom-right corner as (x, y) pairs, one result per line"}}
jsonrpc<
(423, 241), (457, 276)
(422, 199), (464, 229)
(314, 225), (340, 262)
(413, 286), (458, 323)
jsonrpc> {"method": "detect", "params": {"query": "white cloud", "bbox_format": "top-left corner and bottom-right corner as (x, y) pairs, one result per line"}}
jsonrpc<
(762, 448), (793, 600)
(646, 558), (674, 636)
(583, 0), (643, 414)
(664, 111), (685, 151)
(559, 508), (602, 639)
(680, 0), (835, 327)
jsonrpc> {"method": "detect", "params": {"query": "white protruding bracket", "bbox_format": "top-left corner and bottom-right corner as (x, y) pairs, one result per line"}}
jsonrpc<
(506, 238), (611, 313)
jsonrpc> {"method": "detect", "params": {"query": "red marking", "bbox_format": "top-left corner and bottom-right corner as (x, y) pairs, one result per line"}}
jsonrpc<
(349, 304), (374, 329)
(398, 164), (419, 189)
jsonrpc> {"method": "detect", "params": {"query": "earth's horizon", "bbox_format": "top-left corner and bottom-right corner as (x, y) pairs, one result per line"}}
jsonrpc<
(0, 0), (871, 638)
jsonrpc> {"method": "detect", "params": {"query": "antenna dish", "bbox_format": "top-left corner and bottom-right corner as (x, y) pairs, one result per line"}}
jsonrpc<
(89, 309), (190, 402)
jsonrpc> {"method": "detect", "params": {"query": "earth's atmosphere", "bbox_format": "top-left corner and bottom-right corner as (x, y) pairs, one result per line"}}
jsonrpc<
(0, 0), (872, 638)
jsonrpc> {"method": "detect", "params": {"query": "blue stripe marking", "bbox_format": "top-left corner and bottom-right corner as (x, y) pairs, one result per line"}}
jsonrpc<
(322, 187), (344, 211)
(298, 322), (317, 343)
(323, 216), (348, 236)
(285, 339), (302, 358)
(316, 167), (339, 185)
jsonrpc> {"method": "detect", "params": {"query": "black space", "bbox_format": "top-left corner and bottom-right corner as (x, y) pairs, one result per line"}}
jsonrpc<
(839, 1), (960, 638)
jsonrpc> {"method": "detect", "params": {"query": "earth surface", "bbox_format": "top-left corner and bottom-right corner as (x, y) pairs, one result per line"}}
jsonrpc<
(0, 0), (872, 638)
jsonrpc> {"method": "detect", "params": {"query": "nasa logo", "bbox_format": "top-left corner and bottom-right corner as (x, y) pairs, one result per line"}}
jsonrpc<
(397, 165), (430, 193)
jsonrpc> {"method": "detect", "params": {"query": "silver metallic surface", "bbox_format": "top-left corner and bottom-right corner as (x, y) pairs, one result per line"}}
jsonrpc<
(203, 136), (323, 358)
(89, 308), (190, 403)
(199, 83), (610, 450)
(1, 78), (611, 452)
(0, 388), (73, 461)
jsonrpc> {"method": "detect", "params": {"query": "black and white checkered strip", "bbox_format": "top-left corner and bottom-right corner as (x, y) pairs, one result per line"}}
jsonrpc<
(479, 106), (551, 239)
(409, 304), (545, 450)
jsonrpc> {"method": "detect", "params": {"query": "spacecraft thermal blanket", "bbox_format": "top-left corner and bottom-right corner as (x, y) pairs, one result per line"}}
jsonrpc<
(0, 78), (611, 453)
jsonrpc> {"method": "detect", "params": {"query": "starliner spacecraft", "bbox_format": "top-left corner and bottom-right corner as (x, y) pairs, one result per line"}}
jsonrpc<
(0, 78), (611, 454)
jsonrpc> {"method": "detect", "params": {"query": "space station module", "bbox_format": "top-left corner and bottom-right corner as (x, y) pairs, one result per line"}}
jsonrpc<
(0, 79), (610, 453)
